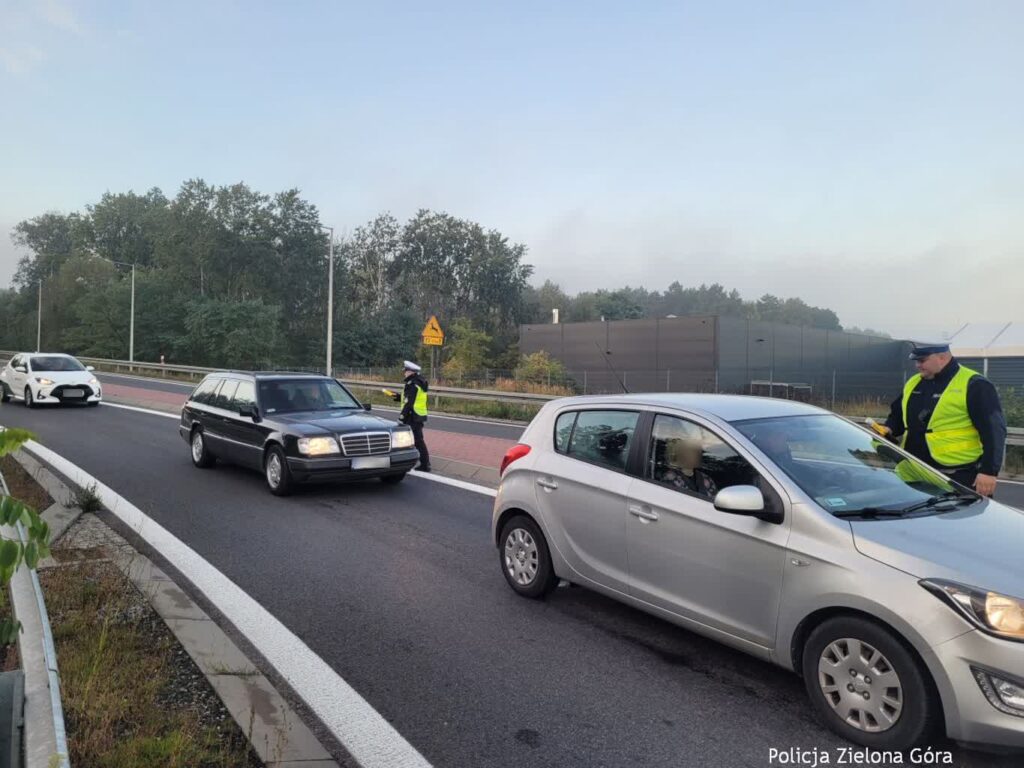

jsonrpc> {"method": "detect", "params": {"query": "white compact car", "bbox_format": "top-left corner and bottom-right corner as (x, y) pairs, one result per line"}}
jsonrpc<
(0, 353), (102, 407)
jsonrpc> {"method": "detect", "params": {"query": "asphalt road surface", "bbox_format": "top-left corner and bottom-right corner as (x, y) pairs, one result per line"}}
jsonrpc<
(0, 400), (1020, 767)
(95, 371), (526, 441)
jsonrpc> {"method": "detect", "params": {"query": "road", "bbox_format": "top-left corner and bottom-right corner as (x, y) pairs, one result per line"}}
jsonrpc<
(94, 372), (526, 441)
(1, 399), (1019, 767)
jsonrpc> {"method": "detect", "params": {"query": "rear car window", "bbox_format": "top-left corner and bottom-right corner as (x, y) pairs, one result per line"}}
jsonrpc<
(566, 411), (639, 472)
(213, 380), (239, 410)
(191, 378), (221, 405)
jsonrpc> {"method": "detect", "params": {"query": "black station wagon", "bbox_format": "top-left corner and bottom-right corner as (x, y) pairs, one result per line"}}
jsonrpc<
(179, 372), (420, 495)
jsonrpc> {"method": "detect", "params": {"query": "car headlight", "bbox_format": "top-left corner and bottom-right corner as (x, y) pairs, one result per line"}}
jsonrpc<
(35, 377), (55, 387)
(391, 429), (415, 449)
(297, 436), (340, 456)
(89, 377), (100, 386)
(921, 579), (1024, 641)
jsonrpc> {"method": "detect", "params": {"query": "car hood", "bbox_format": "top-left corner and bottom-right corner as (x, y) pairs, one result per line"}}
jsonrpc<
(32, 370), (95, 385)
(851, 499), (1024, 598)
(270, 410), (400, 434)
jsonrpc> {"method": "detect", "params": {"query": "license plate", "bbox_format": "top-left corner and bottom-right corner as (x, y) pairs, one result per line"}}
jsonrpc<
(351, 456), (390, 470)
(63, 389), (84, 398)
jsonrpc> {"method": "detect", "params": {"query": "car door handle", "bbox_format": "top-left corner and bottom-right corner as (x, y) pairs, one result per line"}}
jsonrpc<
(536, 478), (558, 491)
(629, 505), (659, 522)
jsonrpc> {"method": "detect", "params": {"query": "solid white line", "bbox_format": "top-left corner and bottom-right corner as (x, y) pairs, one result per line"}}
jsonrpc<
(101, 402), (179, 420)
(410, 469), (497, 498)
(97, 402), (499, 497)
(20, 439), (433, 768)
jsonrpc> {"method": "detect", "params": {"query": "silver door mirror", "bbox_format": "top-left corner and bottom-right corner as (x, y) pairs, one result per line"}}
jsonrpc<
(14, 366), (26, 374)
(86, 365), (95, 371)
(714, 485), (784, 524)
(714, 485), (766, 514)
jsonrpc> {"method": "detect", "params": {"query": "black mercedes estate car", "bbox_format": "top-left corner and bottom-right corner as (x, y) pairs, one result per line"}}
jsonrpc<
(179, 372), (420, 495)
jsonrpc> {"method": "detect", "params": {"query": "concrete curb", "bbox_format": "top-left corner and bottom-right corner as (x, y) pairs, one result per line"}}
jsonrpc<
(12, 451), (341, 768)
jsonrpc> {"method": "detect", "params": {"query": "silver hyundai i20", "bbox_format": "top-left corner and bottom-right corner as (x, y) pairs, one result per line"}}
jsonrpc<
(492, 394), (1024, 752)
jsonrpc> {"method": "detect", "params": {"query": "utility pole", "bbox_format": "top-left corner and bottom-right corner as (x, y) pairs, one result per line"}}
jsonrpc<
(130, 263), (136, 365)
(324, 226), (335, 376)
(36, 279), (42, 352)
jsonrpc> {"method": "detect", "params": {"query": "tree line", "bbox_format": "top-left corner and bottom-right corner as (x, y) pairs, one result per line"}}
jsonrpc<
(1, 180), (862, 375)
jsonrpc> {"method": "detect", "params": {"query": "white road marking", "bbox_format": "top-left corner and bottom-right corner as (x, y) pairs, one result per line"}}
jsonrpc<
(102, 401), (179, 419)
(19, 439), (434, 768)
(100, 402), (499, 497)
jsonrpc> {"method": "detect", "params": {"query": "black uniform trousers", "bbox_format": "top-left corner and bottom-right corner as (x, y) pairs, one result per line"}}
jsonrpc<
(409, 417), (430, 469)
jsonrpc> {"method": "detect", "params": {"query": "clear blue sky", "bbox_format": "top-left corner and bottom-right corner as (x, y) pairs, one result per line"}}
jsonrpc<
(2, 1), (1022, 338)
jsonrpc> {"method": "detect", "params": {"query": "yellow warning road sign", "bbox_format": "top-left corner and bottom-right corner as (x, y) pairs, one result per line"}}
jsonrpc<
(422, 315), (444, 346)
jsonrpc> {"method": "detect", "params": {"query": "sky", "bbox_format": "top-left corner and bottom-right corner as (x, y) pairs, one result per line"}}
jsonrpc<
(1, 0), (1022, 340)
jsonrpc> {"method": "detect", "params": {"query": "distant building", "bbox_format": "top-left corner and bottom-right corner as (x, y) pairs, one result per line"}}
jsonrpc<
(520, 315), (907, 398)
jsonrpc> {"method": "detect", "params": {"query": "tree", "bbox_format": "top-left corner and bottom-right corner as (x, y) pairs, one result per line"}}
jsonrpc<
(442, 318), (492, 379)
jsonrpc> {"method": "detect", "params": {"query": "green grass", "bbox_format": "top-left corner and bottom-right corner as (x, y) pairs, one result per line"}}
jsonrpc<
(40, 560), (259, 768)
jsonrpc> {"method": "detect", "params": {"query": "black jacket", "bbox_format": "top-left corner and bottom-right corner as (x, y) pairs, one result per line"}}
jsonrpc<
(885, 359), (1006, 475)
(399, 373), (429, 424)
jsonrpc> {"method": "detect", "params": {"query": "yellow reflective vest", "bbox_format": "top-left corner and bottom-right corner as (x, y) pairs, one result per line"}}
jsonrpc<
(901, 366), (983, 467)
(400, 381), (429, 418)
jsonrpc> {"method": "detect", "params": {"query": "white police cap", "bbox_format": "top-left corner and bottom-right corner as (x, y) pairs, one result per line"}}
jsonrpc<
(403, 360), (422, 372)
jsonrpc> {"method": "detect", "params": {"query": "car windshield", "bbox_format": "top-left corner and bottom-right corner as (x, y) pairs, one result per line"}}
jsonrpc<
(30, 356), (86, 372)
(732, 414), (979, 518)
(258, 379), (360, 414)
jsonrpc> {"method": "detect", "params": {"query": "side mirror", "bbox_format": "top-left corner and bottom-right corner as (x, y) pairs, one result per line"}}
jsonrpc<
(239, 405), (260, 422)
(14, 366), (27, 374)
(713, 485), (782, 524)
(86, 365), (96, 372)
(362, 403), (372, 412)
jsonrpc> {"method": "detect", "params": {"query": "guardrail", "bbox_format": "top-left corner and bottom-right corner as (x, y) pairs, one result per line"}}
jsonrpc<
(1, 351), (1021, 445)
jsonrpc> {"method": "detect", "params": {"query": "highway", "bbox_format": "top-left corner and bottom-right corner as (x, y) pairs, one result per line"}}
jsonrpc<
(1, 396), (1019, 767)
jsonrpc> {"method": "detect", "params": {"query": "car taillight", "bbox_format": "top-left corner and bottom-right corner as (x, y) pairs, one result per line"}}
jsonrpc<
(500, 444), (531, 476)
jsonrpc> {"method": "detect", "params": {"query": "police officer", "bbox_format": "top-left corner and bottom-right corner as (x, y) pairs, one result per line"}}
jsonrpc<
(883, 342), (1006, 496)
(391, 360), (431, 472)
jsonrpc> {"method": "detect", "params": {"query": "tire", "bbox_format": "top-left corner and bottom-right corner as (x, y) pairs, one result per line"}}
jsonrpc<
(802, 616), (941, 751)
(87, 401), (100, 407)
(0, 384), (9, 404)
(380, 472), (407, 485)
(498, 515), (558, 599)
(190, 428), (217, 469)
(24, 386), (36, 409)
(264, 445), (293, 496)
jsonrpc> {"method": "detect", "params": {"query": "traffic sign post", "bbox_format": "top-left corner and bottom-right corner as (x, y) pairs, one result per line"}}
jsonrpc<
(422, 316), (444, 381)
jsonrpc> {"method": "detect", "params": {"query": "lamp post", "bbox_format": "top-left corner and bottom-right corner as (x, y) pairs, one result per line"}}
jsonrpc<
(322, 226), (335, 376)
(36, 280), (42, 352)
(98, 258), (137, 364)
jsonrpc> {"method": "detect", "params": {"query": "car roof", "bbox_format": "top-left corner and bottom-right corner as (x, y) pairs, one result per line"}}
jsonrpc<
(205, 371), (329, 381)
(545, 393), (829, 423)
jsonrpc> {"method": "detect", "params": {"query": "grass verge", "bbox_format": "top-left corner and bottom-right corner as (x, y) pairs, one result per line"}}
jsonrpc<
(40, 559), (262, 768)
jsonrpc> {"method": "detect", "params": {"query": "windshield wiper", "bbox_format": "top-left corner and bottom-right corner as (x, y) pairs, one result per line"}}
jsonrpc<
(836, 491), (979, 520)
(833, 507), (909, 519)
(897, 491), (978, 515)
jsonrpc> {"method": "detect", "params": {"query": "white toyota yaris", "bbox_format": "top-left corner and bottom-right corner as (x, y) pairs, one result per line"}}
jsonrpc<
(0, 353), (102, 408)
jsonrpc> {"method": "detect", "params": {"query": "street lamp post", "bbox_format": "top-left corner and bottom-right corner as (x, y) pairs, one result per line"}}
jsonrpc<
(37, 280), (42, 352)
(322, 226), (335, 376)
(99, 258), (137, 365)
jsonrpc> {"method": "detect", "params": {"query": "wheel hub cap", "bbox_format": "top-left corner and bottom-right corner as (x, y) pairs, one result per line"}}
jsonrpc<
(818, 638), (903, 733)
(504, 529), (539, 586)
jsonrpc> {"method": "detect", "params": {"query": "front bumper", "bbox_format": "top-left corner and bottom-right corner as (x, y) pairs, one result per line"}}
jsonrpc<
(35, 383), (101, 404)
(287, 447), (421, 482)
(926, 628), (1024, 749)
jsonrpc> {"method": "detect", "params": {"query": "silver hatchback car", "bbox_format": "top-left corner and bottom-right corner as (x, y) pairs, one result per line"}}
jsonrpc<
(492, 394), (1024, 752)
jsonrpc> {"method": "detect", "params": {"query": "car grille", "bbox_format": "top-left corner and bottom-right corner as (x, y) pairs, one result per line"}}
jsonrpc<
(53, 384), (95, 401)
(339, 432), (391, 456)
